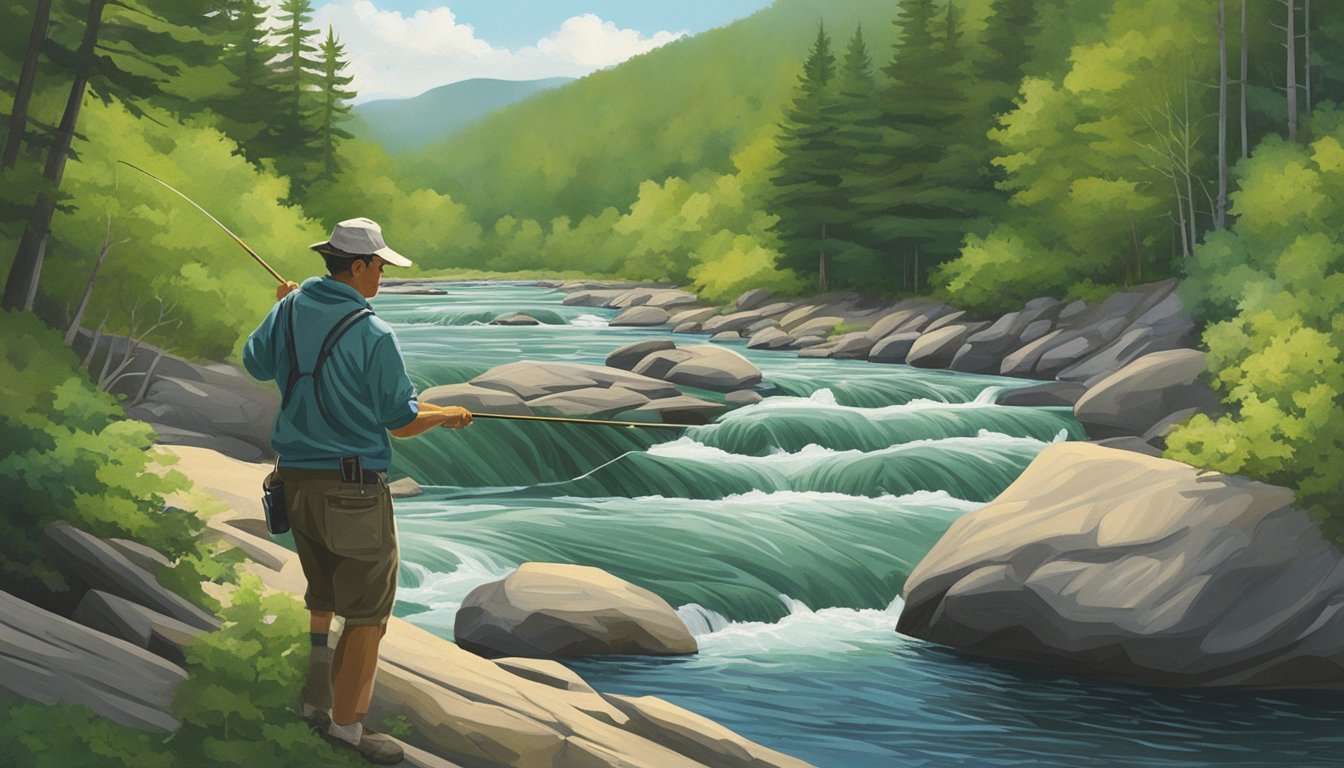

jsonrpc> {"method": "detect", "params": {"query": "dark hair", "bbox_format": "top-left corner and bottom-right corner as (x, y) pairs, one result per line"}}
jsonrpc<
(320, 246), (374, 276)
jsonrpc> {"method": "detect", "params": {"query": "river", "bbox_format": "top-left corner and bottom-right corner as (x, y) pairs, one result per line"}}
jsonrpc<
(372, 282), (1344, 767)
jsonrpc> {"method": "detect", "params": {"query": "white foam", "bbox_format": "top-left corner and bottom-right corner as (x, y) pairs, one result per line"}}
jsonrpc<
(649, 432), (1051, 468)
(569, 313), (611, 327)
(721, 387), (1024, 420)
(397, 551), (516, 613)
(679, 594), (907, 656)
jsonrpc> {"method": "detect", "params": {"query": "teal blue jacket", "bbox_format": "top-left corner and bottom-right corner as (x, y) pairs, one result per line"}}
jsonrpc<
(243, 276), (419, 470)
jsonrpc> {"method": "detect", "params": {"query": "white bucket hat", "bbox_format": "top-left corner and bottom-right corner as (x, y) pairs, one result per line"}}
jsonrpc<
(310, 217), (412, 267)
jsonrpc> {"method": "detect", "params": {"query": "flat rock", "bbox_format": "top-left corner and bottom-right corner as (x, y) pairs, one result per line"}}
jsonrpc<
(71, 589), (206, 666)
(44, 522), (218, 632)
(562, 289), (627, 308)
(701, 311), (763, 335)
(734, 288), (772, 311)
(421, 383), (533, 417)
(725, 390), (763, 406)
(995, 381), (1087, 408)
(610, 306), (671, 327)
(490, 313), (541, 326)
(0, 590), (188, 732)
(668, 307), (718, 326)
(868, 332), (921, 364)
(898, 443), (1344, 688)
(710, 331), (741, 342)
(777, 305), (824, 330)
(1074, 349), (1220, 439)
(471, 362), (679, 401)
(606, 340), (677, 371)
(455, 563), (697, 659)
(637, 395), (725, 420)
(788, 316), (843, 338)
(528, 386), (651, 418)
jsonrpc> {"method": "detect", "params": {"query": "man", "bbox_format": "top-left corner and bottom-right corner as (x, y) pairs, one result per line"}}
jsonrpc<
(243, 217), (471, 765)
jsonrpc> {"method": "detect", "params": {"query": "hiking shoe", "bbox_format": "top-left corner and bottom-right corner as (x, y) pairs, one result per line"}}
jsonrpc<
(326, 722), (405, 765)
(301, 703), (331, 731)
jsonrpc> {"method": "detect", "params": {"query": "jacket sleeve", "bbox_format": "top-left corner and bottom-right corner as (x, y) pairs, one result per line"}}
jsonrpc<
(369, 331), (419, 430)
(243, 299), (284, 382)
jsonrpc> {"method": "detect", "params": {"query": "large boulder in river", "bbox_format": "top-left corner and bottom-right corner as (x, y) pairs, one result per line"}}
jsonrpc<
(898, 443), (1344, 689)
(455, 563), (697, 659)
(1073, 349), (1220, 439)
(906, 323), (986, 369)
(421, 383), (533, 416)
(471, 361), (679, 400)
(658, 345), (762, 392)
(0, 590), (189, 732)
(606, 340), (677, 371)
(610, 306), (671, 327)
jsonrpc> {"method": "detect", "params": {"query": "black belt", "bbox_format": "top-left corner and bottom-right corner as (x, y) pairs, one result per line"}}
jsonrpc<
(277, 467), (386, 485)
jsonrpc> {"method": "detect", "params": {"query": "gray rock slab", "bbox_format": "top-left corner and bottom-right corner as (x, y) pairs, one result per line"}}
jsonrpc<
(636, 395), (726, 418)
(528, 387), (652, 418)
(794, 337), (826, 349)
(710, 331), (741, 342)
(899, 443), (1344, 688)
(777, 305), (823, 330)
(734, 288), (772, 311)
(700, 311), (763, 335)
(744, 318), (779, 335)
(725, 390), (763, 406)
(0, 590), (188, 732)
(907, 324), (985, 369)
(672, 322), (702, 334)
(747, 327), (795, 350)
(633, 350), (694, 380)
(1074, 349), (1220, 438)
(106, 538), (171, 575)
(455, 563), (697, 659)
(44, 523), (218, 632)
(996, 382), (1087, 408)
(668, 307), (718, 326)
(1000, 329), (1064, 378)
(1089, 437), (1164, 458)
(71, 589), (205, 666)
(868, 332), (921, 364)
(923, 311), (968, 334)
(390, 477), (425, 498)
(610, 306), (671, 327)
(471, 362), (678, 401)
(490, 313), (540, 326)
(561, 289), (627, 308)
(788, 316), (844, 337)
(606, 340), (677, 372)
(421, 383), (533, 417)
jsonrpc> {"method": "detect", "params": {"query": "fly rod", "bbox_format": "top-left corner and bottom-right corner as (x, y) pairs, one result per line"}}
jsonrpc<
(470, 412), (689, 430)
(120, 160), (696, 433)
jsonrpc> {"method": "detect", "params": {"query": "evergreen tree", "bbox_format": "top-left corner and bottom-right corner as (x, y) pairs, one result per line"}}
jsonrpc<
(268, 0), (324, 187)
(828, 25), (886, 285)
(316, 26), (356, 178)
(212, 0), (285, 153)
(977, 0), (1041, 118)
(767, 22), (847, 290)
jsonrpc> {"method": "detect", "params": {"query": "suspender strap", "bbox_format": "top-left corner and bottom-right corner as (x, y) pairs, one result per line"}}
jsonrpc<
(280, 301), (375, 421)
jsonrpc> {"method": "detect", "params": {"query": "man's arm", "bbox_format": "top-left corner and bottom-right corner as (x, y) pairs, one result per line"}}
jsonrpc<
(389, 402), (472, 438)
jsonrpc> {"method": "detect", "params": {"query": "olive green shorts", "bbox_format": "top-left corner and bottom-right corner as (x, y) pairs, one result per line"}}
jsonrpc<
(280, 468), (398, 626)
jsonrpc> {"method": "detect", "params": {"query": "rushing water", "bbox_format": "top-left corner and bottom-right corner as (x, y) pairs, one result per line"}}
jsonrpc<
(373, 282), (1344, 767)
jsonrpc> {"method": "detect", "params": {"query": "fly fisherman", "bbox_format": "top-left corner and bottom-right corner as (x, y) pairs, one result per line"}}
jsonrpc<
(243, 217), (472, 765)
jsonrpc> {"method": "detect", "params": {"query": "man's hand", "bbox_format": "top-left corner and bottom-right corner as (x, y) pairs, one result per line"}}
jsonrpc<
(435, 406), (473, 429)
(276, 280), (299, 301)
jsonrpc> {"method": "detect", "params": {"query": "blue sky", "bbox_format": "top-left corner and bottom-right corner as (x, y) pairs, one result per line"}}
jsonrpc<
(319, 1), (774, 47)
(308, 1), (775, 101)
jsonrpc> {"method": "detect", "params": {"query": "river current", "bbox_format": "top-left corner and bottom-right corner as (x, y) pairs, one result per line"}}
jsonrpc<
(373, 282), (1343, 767)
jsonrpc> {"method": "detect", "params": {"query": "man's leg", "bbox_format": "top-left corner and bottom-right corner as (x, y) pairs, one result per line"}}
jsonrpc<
(302, 610), (335, 724)
(331, 623), (383, 725)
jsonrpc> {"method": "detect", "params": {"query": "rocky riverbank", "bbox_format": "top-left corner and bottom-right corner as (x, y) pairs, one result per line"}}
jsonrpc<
(1, 444), (811, 768)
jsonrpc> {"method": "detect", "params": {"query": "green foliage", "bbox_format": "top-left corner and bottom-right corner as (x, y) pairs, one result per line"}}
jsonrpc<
(1, 695), (173, 768)
(0, 310), (195, 586)
(173, 578), (363, 766)
(1168, 115), (1344, 543)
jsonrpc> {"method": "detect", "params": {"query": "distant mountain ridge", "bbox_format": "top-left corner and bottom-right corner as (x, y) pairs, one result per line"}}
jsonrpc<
(351, 77), (573, 155)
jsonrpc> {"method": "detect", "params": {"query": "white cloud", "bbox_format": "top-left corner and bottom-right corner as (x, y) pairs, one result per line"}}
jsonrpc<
(305, 2), (685, 102)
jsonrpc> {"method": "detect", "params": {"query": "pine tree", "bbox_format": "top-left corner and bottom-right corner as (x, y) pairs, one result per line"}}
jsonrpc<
(317, 26), (356, 178)
(977, 0), (1041, 118)
(213, 0), (285, 153)
(268, 0), (324, 186)
(828, 25), (886, 285)
(768, 22), (845, 290)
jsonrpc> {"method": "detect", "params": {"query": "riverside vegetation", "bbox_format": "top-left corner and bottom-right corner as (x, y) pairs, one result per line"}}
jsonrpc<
(3, 0), (1344, 761)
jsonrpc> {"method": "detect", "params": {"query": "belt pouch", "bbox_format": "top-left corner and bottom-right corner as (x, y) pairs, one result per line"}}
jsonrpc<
(262, 458), (289, 535)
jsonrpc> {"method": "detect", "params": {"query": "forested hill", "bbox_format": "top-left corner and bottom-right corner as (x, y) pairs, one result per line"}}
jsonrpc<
(400, 0), (908, 223)
(350, 77), (572, 155)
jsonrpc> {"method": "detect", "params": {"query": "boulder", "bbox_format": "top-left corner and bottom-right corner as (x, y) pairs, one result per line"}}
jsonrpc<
(668, 307), (718, 327)
(999, 330), (1064, 378)
(633, 350), (694, 380)
(867, 332), (921, 364)
(637, 395), (726, 422)
(562, 289), (626, 308)
(610, 306), (671, 327)
(1089, 436), (1164, 458)
(892, 304), (955, 334)
(71, 589), (206, 666)
(788, 316), (843, 338)
(794, 337), (826, 349)
(701, 311), (763, 335)
(949, 312), (1022, 374)
(798, 332), (872, 360)
(661, 346), (763, 392)
(995, 381), (1087, 408)
(471, 362), (679, 401)
(645, 289), (700, 309)
(490, 313), (541, 326)
(455, 563), (697, 659)
(105, 538), (171, 575)
(734, 288), (772, 311)
(421, 383), (533, 417)
(606, 340), (677, 372)
(754, 302), (796, 318)
(725, 390), (763, 406)
(898, 443), (1344, 688)
(389, 477), (424, 498)
(743, 318), (779, 335)
(126, 373), (277, 462)
(0, 591), (189, 732)
(672, 322), (702, 334)
(923, 311), (968, 334)
(44, 522), (218, 632)
(777, 305), (823, 330)
(861, 309), (918, 341)
(1073, 349), (1220, 439)
(528, 387), (651, 418)
(906, 324), (984, 369)
(710, 331), (741, 342)
(747, 327), (795, 350)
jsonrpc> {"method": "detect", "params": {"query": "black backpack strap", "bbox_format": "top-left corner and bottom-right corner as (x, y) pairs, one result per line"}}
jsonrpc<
(311, 307), (375, 425)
